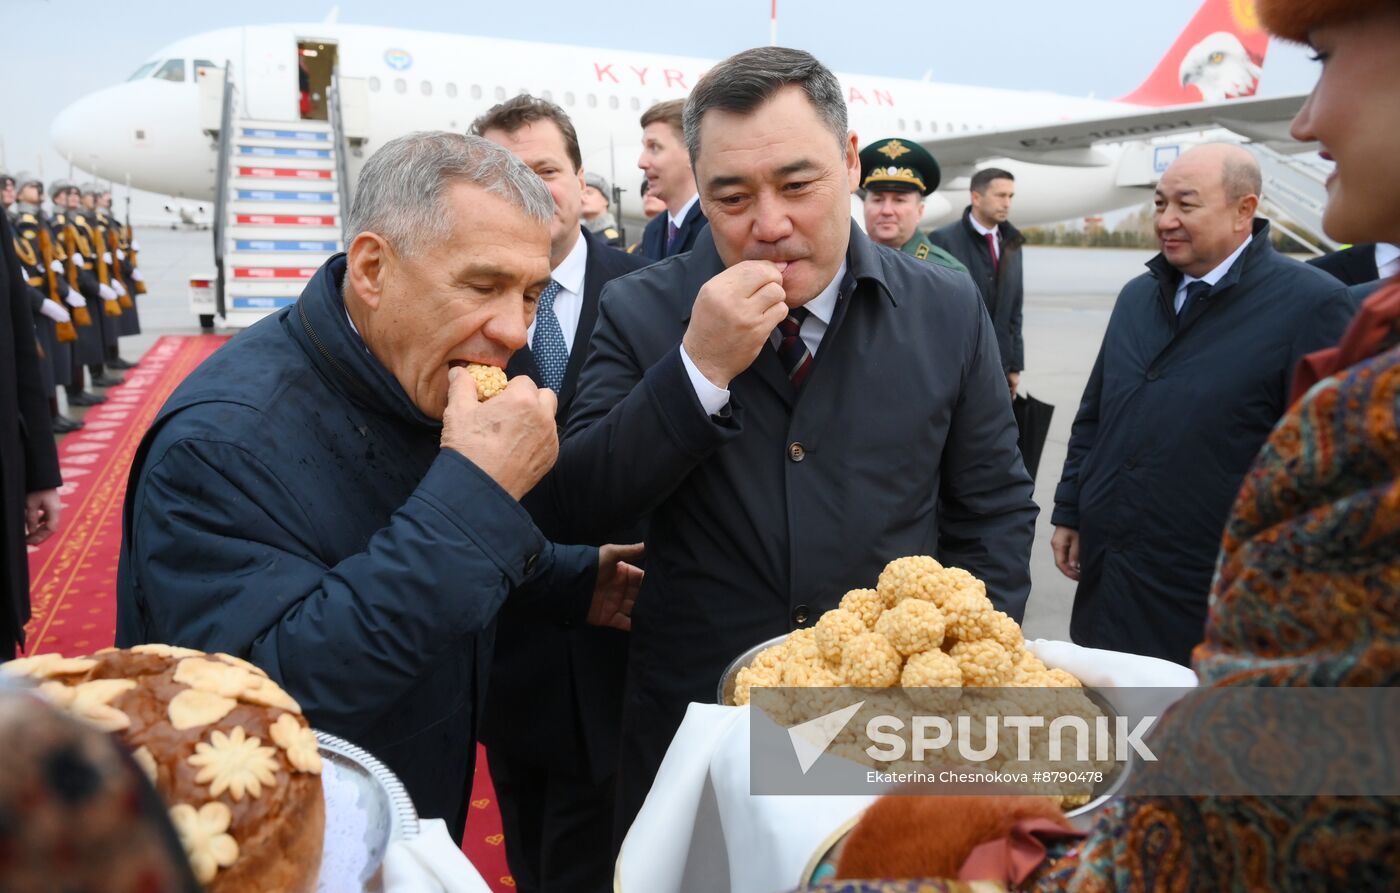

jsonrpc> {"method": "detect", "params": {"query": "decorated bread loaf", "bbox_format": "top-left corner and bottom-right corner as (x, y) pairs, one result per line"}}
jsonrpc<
(3, 645), (325, 892)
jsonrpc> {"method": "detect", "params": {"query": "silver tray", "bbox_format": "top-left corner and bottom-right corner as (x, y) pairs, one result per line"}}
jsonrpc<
(315, 730), (420, 892)
(717, 634), (1130, 823)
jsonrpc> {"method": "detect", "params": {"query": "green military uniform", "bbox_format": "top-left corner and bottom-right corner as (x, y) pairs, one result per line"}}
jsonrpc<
(858, 137), (966, 273)
(901, 228), (966, 272)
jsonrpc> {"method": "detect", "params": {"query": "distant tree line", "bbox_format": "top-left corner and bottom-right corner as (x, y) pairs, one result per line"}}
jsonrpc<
(1019, 201), (1326, 254)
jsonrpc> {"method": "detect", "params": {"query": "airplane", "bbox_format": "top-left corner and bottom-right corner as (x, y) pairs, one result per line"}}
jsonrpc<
(51, 0), (1306, 230)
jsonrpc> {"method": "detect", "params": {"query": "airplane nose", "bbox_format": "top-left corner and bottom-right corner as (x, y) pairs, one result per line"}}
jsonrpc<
(50, 96), (91, 163)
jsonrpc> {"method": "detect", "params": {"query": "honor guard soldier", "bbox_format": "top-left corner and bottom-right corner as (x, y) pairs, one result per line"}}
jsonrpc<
(11, 173), (84, 432)
(582, 172), (625, 248)
(858, 137), (966, 272)
(51, 179), (122, 400)
(84, 183), (139, 368)
(99, 187), (148, 347)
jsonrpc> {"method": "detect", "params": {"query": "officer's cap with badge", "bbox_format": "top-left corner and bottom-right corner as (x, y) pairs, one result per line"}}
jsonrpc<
(858, 138), (941, 198)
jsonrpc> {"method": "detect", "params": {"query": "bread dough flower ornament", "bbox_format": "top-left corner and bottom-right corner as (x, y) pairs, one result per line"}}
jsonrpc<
(188, 726), (279, 800)
(169, 801), (239, 884)
(270, 712), (323, 773)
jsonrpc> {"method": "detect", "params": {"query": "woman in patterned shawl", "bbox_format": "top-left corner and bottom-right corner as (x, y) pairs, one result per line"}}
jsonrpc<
(801, 1), (1400, 890)
(1028, 6), (1400, 887)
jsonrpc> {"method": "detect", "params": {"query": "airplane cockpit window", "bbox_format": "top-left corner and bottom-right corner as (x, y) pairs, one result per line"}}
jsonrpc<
(127, 61), (158, 81)
(193, 59), (218, 73)
(153, 59), (187, 82)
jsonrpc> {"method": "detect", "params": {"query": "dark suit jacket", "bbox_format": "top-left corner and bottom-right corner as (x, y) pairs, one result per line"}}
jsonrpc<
(1307, 243), (1378, 287)
(930, 207), (1025, 372)
(481, 228), (647, 782)
(638, 199), (707, 261)
(543, 222), (1036, 811)
(0, 212), (62, 651)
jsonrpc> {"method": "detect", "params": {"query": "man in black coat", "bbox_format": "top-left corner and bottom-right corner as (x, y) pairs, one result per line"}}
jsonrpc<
(0, 211), (63, 658)
(116, 133), (641, 839)
(930, 168), (1025, 394)
(474, 95), (648, 893)
(544, 48), (1036, 843)
(1051, 144), (1354, 666)
(1306, 241), (1398, 286)
(636, 99), (708, 261)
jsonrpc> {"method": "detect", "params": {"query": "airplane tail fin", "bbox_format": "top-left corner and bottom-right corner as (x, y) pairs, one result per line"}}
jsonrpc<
(1118, 0), (1269, 106)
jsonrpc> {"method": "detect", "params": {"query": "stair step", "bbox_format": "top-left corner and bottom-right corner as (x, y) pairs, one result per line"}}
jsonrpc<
(230, 238), (340, 253)
(238, 126), (331, 143)
(236, 145), (334, 160)
(231, 188), (338, 205)
(222, 280), (312, 298)
(227, 294), (301, 312)
(228, 264), (324, 281)
(230, 211), (339, 226)
(236, 135), (339, 152)
(234, 164), (335, 180)
(227, 224), (341, 242)
(230, 176), (337, 193)
(238, 117), (332, 133)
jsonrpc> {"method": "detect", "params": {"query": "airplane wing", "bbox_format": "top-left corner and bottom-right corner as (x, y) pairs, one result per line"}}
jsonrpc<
(922, 94), (1310, 171)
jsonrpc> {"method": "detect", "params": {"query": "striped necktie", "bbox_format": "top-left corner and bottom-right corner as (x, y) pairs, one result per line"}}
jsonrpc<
(531, 280), (568, 394)
(775, 307), (813, 389)
(666, 220), (681, 255)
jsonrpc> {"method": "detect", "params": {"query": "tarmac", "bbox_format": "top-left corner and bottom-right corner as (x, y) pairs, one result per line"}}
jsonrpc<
(73, 227), (1174, 642)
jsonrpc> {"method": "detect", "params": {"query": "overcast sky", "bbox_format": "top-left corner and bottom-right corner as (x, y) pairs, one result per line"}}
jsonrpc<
(1, 0), (1319, 212)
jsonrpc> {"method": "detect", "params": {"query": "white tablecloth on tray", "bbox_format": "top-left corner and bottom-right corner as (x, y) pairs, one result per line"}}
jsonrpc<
(384, 819), (494, 893)
(615, 639), (1198, 893)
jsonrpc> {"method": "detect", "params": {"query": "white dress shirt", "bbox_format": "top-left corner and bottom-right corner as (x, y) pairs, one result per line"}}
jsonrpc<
(1173, 234), (1252, 313)
(682, 261), (849, 416)
(1375, 242), (1400, 281)
(969, 214), (999, 261)
(527, 229), (589, 355)
(669, 193), (700, 234)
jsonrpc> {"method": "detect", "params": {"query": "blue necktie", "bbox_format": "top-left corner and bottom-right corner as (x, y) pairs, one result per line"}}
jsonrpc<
(532, 280), (568, 394)
(666, 220), (681, 255)
(1179, 280), (1211, 319)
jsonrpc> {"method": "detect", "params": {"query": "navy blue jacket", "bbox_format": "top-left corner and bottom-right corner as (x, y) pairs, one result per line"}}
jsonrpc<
(638, 199), (707, 262)
(1053, 220), (1355, 665)
(482, 228), (647, 781)
(116, 255), (598, 837)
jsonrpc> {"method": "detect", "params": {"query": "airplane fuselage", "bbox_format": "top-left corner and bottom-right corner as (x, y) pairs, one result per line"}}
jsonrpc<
(53, 23), (1160, 227)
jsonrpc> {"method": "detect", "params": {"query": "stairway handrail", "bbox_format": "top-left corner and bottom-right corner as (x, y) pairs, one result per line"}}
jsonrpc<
(328, 70), (352, 243)
(212, 61), (237, 321)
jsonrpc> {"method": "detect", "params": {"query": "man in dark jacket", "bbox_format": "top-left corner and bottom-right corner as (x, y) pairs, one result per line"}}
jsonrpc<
(1306, 241), (1398, 286)
(930, 168), (1024, 394)
(1051, 143), (1354, 665)
(545, 47), (1036, 844)
(1, 211), (63, 658)
(116, 133), (641, 840)
(474, 95), (648, 893)
(636, 99), (708, 261)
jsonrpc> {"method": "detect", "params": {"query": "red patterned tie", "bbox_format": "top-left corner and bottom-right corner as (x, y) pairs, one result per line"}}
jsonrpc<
(984, 231), (999, 277)
(775, 307), (812, 389)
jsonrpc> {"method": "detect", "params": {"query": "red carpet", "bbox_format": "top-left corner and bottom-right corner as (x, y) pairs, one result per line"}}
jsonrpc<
(23, 334), (516, 892)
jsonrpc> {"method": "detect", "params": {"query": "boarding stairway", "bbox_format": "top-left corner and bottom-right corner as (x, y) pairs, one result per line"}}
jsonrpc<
(1248, 144), (1338, 255)
(202, 66), (350, 329)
